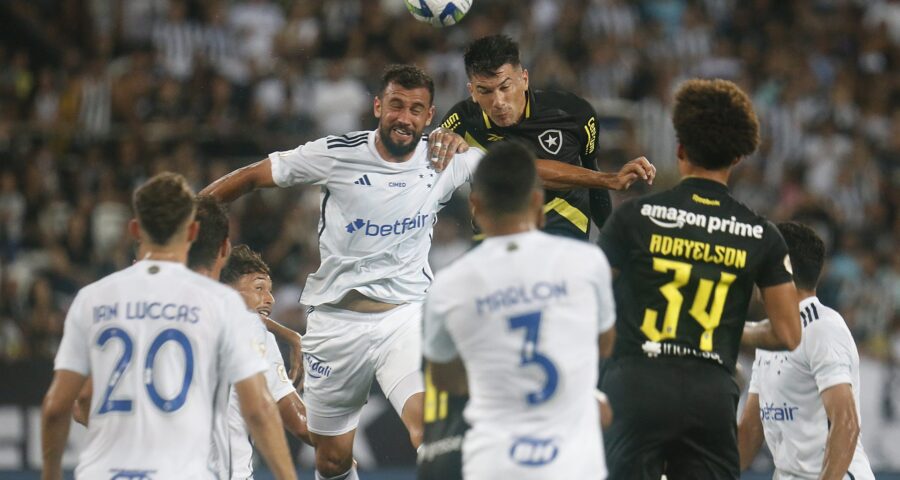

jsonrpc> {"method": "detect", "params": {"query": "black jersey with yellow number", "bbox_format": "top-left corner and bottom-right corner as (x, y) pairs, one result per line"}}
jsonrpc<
(598, 177), (792, 372)
(440, 89), (607, 239)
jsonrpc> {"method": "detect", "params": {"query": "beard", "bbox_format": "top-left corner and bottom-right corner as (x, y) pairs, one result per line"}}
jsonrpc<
(378, 122), (421, 157)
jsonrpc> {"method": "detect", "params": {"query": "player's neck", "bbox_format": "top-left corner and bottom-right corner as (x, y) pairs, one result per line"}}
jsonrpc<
(137, 244), (189, 265)
(798, 288), (816, 301)
(678, 156), (733, 185)
(191, 265), (220, 281)
(479, 217), (535, 238)
(374, 134), (416, 163)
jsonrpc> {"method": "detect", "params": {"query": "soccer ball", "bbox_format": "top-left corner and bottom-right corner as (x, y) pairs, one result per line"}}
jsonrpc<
(405, 0), (472, 27)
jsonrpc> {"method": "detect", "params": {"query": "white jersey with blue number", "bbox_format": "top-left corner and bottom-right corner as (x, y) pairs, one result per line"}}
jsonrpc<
(423, 231), (615, 478)
(227, 328), (296, 479)
(269, 130), (482, 307)
(54, 260), (268, 480)
(749, 297), (874, 480)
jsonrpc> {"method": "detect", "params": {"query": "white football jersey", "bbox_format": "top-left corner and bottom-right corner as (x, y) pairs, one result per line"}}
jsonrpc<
(749, 297), (874, 480)
(54, 260), (268, 480)
(269, 130), (482, 307)
(423, 231), (615, 478)
(227, 328), (296, 479)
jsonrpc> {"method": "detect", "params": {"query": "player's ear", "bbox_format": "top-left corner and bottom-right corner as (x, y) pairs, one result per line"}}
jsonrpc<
(373, 95), (383, 119)
(425, 104), (435, 126)
(466, 82), (474, 100)
(522, 68), (529, 90)
(530, 189), (545, 229)
(128, 218), (141, 240)
(218, 237), (231, 261)
(186, 220), (199, 243)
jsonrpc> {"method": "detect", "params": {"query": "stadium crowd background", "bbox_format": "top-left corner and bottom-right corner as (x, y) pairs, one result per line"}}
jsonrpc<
(0, 0), (898, 474)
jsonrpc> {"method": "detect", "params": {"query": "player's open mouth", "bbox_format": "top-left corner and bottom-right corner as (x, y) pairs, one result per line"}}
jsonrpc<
(392, 126), (414, 141)
(258, 308), (271, 317)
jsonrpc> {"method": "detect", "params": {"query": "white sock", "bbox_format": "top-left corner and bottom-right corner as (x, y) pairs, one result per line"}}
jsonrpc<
(315, 467), (359, 480)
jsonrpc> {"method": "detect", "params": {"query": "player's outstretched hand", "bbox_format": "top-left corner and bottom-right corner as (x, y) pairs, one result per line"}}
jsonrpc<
(615, 156), (656, 190)
(428, 127), (468, 172)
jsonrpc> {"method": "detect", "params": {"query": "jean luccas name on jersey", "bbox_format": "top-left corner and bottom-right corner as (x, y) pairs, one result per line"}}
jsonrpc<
(475, 281), (567, 315)
(345, 213), (431, 236)
(640, 203), (764, 239)
(93, 302), (200, 324)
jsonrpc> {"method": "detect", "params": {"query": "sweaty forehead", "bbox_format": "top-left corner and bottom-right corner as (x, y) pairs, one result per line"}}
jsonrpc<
(382, 83), (432, 105)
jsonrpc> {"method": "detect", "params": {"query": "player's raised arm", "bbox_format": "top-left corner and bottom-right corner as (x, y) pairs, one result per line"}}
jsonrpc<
(199, 158), (277, 203)
(234, 373), (298, 480)
(535, 157), (655, 191)
(743, 284), (801, 351)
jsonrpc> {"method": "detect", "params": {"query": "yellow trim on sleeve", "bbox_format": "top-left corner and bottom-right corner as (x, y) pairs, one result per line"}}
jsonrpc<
(481, 110), (492, 129)
(464, 132), (488, 152)
(543, 197), (589, 233)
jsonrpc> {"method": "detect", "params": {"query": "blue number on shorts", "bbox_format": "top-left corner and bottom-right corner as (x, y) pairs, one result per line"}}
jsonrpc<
(508, 311), (559, 405)
(95, 327), (194, 415)
(144, 328), (194, 412)
(96, 327), (134, 414)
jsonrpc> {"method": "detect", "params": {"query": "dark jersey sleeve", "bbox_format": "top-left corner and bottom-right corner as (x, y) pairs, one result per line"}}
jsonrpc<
(440, 101), (470, 137)
(597, 201), (632, 270)
(570, 95), (613, 227)
(755, 221), (794, 288)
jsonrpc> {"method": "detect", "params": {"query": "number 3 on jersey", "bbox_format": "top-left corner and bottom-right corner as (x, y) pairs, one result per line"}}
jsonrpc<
(642, 257), (736, 351)
(509, 311), (559, 405)
(96, 327), (194, 414)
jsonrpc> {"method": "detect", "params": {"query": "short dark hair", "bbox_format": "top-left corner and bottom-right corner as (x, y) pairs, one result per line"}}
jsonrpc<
(464, 34), (521, 78)
(672, 79), (760, 170)
(379, 64), (434, 105)
(472, 142), (541, 216)
(132, 172), (195, 245)
(777, 222), (825, 291)
(220, 244), (270, 286)
(187, 196), (229, 271)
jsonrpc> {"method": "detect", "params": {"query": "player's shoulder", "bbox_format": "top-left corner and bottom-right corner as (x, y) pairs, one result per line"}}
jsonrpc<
(442, 98), (482, 126)
(801, 299), (854, 342)
(534, 89), (595, 116)
(322, 130), (372, 152)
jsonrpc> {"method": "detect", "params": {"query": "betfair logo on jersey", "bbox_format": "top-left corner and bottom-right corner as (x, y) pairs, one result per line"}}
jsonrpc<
(760, 402), (799, 422)
(583, 116), (597, 155)
(109, 470), (156, 480)
(640, 203), (765, 239)
(509, 437), (559, 467)
(441, 113), (460, 132)
(345, 214), (430, 236)
(304, 353), (332, 379)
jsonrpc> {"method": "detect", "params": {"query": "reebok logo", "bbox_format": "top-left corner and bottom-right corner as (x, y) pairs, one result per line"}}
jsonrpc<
(345, 214), (430, 236)
(354, 174), (372, 186)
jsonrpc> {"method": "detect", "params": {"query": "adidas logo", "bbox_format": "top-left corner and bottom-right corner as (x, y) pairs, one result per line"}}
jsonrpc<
(354, 175), (372, 186)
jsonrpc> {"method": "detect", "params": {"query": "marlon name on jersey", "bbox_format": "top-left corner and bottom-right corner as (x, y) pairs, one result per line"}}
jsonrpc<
(92, 302), (201, 324)
(475, 281), (568, 315)
(640, 203), (765, 239)
(345, 213), (431, 237)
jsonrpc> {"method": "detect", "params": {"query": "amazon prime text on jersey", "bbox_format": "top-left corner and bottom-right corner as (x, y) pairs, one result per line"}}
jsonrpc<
(640, 204), (764, 239)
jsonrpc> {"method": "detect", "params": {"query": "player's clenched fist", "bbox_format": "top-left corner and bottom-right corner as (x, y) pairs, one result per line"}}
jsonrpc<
(615, 156), (656, 190)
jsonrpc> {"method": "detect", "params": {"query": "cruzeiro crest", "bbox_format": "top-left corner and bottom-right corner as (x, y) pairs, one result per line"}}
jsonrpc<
(538, 129), (563, 155)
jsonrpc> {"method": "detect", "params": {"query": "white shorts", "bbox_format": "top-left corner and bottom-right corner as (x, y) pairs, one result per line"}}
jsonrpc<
(462, 426), (606, 480)
(302, 302), (424, 436)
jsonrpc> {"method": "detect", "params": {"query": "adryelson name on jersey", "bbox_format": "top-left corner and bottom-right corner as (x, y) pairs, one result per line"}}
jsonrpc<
(641, 203), (765, 239)
(345, 213), (431, 237)
(475, 281), (567, 315)
(649, 233), (748, 269)
(92, 301), (200, 324)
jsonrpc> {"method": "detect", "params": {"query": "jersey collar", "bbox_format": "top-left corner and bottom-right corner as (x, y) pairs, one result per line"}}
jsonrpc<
(480, 90), (534, 129)
(680, 176), (730, 193)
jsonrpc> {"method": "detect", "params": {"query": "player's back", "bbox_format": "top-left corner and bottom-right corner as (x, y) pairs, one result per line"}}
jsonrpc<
(430, 230), (613, 477)
(57, 260), (264, 480)
(600, 177), (792, 371)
